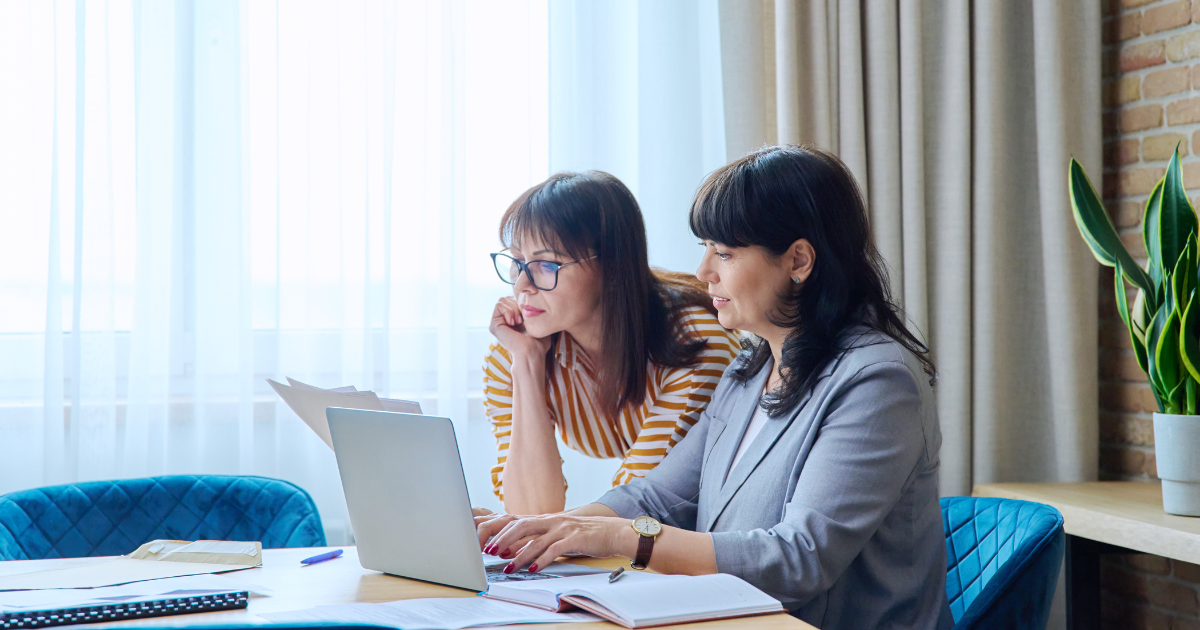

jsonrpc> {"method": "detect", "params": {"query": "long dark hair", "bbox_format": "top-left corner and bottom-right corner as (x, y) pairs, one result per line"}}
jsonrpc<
(689, 145), (935, 416)
(500, 171), (714, 419)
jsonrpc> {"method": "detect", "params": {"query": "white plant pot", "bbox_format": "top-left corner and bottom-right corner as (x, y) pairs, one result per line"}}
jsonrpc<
(1153, 412), (1200, 516)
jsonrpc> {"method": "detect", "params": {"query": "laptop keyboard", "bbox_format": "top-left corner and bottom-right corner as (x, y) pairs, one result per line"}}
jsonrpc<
(485, 565), (562, 582)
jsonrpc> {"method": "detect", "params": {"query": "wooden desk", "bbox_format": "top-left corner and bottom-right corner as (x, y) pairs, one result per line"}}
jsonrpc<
(974, 481), (1200, 630)
(0, 547), (813, 630)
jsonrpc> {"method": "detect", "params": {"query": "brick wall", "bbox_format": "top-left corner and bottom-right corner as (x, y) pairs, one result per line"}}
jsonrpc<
(1101, 1), (1200, 627)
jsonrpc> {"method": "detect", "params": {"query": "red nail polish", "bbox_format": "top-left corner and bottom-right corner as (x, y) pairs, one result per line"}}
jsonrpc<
(528, 564), (539, 573)
(485, 545), (496, 555)
(499, 549), (511, 559)
(503, 563), (515, 574)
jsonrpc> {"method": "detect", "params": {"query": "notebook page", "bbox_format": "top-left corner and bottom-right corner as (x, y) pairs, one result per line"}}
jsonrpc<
(562, 573), (781, 626)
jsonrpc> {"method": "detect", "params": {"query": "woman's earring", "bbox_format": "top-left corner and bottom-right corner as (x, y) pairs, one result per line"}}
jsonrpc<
(792, 278), (800, 284)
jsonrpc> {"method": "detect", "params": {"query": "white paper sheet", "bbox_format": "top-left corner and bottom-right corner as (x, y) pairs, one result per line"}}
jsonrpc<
(259, 596), (599, 629)
(269, 379), (421, 448)
(0, 574), (271, 612)
(286, 378), (420, 414)
(0, 558), (253, 591)
(268, 379), (383, 447)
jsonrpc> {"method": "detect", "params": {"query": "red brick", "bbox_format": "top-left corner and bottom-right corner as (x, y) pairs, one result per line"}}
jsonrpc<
(1101, 445), (1149, 476)
(1121, 39), (1167, 72)
(1113, 200), (1145, 228)
(1147, 577), (1199, 615)
(1100, 381), (1158, 412)
(1168, 97), (1200, 125)
(1100, 412), (1155, 444)
(1121, 230), (1150, 258)
(1106, 13), (1144, 44)
(1168, 30), (1200, 62)
(1122, 104), (1164, 132)
(1121, 12), (1143, 41)
(1122, 0), (1156, 7)
(1127, 553), (1172, 575)
(1104, 111), (1120, 137)
(1177, 560), (1200, 583)
(1145, 66), (1191, 97)
(1104, 76), (1142, 108)
(1119, 167), (1168, 196)
(1144, 1), (1192, 34)
(1100, 351), (1146, 381)
(1193, 63), (1200, 88)
(1144, 133), (1188, 161)
(1193, 130), (1200, 159)
(1106, 139), (1141, 167)
(1103, 561), (1152, 600)
(1184, 161), (1200, 189)
(1144, 451), (1157, 477)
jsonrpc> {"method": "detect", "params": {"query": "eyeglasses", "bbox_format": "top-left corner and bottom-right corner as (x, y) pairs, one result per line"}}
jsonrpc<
(490, 251), (597, 291)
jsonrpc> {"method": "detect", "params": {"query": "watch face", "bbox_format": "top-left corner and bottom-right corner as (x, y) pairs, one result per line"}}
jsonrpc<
(633, 516), (662, 536)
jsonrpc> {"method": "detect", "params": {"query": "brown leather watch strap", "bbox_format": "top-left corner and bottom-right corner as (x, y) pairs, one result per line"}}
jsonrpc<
(631, 533), (655, 570)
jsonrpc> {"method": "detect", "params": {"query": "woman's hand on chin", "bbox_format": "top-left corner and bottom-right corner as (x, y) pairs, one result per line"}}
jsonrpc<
(489, 297), (551, 361)
(479, 513), (634, 574)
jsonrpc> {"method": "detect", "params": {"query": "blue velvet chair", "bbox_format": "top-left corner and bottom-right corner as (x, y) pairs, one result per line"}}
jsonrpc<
(0, 475), (326, 561)
(942, 496), (1065, 630)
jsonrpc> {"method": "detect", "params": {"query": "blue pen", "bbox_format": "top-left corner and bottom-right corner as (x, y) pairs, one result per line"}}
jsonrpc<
(301, 549), (343, 565)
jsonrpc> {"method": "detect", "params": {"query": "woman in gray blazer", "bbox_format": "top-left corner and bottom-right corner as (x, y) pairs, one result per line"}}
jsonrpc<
(477, 145), (954, 630)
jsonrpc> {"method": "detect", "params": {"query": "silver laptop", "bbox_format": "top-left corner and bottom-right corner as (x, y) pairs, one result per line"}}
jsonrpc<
(326, 407), (562, 591)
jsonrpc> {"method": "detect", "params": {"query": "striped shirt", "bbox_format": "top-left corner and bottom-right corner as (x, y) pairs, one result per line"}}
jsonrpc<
(482, 305), (740, 501)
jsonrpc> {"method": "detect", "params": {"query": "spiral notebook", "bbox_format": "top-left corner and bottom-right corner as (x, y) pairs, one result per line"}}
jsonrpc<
(0, 591), (248, 629)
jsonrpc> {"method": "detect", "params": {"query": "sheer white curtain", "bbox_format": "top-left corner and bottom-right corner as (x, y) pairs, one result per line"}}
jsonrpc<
(0, 0), (547, 542)
(546, 0), (728, 505)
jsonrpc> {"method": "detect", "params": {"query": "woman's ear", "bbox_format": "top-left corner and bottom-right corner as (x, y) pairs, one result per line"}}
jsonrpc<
(788, 239), (816, 284)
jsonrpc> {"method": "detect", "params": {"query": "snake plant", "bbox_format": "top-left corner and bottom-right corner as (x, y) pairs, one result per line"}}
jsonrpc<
(1070, 147), (1199, 415)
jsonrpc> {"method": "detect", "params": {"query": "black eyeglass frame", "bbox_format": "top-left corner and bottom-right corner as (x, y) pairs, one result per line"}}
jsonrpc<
(490, 251), (598, 291)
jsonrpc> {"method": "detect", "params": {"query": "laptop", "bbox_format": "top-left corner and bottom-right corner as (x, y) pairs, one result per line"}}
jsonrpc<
(326, 407), (564, 591)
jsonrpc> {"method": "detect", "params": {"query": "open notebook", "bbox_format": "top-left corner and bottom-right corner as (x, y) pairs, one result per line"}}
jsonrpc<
(484, 572), (783, 628)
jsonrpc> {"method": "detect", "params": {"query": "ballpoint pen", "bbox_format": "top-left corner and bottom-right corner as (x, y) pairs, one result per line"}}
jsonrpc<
(301, 549), (344, 565)
(608, 566), (626, 583)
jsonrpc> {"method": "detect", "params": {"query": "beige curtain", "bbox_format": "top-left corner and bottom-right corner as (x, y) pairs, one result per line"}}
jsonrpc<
(717, 0), (1102, 496)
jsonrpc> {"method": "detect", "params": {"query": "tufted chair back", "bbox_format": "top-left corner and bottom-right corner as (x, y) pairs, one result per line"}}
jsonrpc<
(942, 496), (1064, 630)
(0, 475), (326, 560)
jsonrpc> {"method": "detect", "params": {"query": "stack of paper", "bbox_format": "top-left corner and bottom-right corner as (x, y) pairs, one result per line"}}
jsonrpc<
(0, 575), (270, 613)
(268, 377), (421, 448)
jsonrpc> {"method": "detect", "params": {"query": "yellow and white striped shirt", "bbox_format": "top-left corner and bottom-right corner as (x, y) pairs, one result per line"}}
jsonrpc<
(482, 306), (740, 500)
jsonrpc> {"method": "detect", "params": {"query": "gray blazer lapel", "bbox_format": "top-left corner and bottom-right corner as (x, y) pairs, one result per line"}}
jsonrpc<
(699, 364), (769, 531)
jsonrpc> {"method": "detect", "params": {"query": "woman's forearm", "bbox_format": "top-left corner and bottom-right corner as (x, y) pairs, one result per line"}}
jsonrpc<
(502, 356), (566, 514)
(612, 522), (718, 576)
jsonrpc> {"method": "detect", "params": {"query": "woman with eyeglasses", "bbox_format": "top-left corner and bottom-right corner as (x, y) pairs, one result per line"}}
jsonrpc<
(477, 146), (952, 629)
(481, 171), (740, 516)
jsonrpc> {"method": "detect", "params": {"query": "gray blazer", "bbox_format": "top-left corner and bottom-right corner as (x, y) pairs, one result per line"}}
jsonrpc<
(597, 328), (954, 630)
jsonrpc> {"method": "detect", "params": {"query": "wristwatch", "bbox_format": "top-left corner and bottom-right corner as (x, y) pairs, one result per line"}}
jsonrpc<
(630, 516), (662, 570)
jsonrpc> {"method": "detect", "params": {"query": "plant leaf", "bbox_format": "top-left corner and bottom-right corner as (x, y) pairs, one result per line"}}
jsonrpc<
(1069, 158), (1154, 292)
(1157, 308), (1183, 396)
(1181, 293), (1200, 384)
(1160, 148), (1199, 278)
(1148, 303), (1171, 410)
(1189, 378), (1197, 415)
(1145, 179), (1165, 289)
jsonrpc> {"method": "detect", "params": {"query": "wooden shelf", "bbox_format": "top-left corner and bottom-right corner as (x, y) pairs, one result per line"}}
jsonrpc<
(974, 481), (1200, 564)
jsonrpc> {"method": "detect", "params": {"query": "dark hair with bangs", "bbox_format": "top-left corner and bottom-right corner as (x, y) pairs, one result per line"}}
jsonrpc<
(689, 145), (935, 416)
(500, 170), (716, 420)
